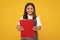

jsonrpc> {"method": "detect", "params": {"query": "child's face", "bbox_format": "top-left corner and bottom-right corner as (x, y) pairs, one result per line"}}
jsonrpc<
(26, 5), (34, 15)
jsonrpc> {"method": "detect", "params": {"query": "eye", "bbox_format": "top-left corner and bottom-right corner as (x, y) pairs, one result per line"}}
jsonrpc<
(27, 8), (29, 10)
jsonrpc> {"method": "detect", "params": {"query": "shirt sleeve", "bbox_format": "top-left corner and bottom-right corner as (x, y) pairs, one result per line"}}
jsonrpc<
(36, 16), (42, 27)
(17, 16), (23, 25)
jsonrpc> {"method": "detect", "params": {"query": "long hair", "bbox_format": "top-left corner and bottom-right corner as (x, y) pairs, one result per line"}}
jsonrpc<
(23, 3), (37, 20)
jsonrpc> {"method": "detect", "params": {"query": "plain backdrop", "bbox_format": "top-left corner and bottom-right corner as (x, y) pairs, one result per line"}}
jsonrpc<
(0, 0), (60, 40)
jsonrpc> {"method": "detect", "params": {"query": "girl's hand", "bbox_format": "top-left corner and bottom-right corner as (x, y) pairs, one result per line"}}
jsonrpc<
(16, 25), (24, 31)
(33, 26), (41, 31)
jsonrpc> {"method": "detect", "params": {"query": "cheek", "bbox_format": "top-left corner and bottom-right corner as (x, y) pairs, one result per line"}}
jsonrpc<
(26, 10), (29, 13)
(31, 9), (33, 12)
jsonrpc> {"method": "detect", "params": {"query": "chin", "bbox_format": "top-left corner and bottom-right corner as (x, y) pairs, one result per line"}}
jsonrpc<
(28, 13), (32, 14)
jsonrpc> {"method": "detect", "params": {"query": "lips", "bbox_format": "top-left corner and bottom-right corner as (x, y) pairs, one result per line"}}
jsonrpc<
(29, 11), (32, 12)
(28, 12), (32, 13)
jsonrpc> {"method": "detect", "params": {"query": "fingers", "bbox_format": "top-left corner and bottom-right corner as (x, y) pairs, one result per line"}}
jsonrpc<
(20, 27), (24, 31)
(33, 27), (38, 31)
(33, 26), (41, 31)
(16, 25), (24, 31)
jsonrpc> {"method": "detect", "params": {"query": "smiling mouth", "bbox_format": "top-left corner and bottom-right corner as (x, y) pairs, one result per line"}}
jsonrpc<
(28, 11), (32, 12)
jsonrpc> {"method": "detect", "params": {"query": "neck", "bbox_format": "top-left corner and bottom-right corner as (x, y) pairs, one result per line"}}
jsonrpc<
(28, 14), (32, 16)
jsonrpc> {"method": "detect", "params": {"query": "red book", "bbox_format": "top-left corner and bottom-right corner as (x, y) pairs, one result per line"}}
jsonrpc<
(20, 20), (35, 38)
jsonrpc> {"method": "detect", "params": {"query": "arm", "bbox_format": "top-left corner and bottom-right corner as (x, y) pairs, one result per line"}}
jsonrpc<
(16, 16), (24, 31)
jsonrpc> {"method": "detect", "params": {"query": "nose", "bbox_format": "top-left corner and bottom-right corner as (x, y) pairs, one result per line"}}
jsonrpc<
(28, 8), (31, 11)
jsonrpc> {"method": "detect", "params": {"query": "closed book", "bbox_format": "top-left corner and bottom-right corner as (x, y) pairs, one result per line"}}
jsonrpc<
(20, 20), (35, 38)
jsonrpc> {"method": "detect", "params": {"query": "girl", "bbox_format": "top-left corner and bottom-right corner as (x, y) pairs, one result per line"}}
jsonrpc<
(16, 3), (42, 40)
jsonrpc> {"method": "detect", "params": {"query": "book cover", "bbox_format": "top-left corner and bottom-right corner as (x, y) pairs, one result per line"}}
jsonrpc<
(20, 20), (35, 38)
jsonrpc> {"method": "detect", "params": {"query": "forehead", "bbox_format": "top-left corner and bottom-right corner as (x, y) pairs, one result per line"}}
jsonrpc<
(26, 5), (33, 8)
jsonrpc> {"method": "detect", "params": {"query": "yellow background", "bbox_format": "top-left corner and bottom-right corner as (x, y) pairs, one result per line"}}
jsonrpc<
(0, 0), (60, 40)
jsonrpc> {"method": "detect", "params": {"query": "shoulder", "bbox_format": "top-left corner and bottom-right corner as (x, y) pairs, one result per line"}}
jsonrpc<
(19, 16), (23, 20)
(36, 16), (40, 19)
